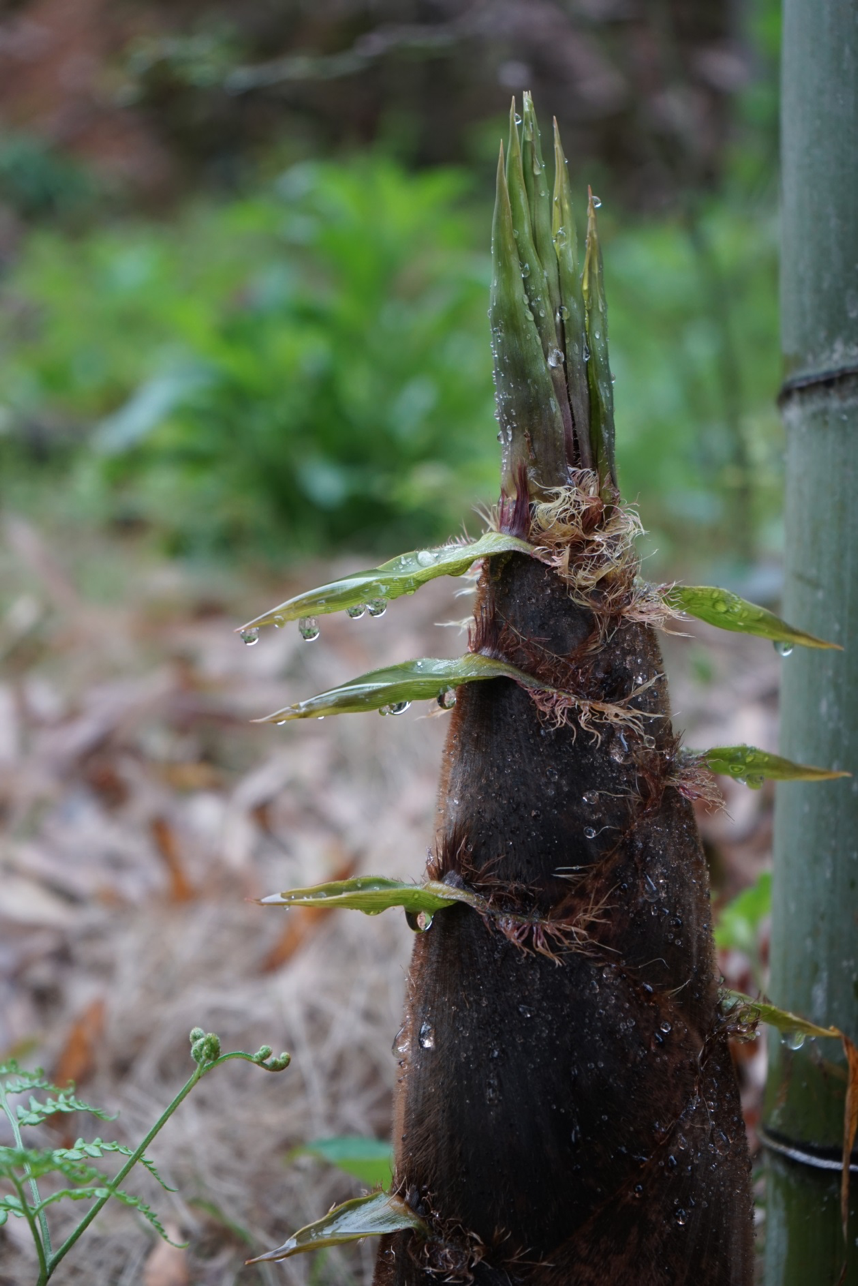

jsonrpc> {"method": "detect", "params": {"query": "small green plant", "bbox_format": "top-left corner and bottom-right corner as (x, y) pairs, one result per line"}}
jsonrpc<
(0, 1027), (290, 1285)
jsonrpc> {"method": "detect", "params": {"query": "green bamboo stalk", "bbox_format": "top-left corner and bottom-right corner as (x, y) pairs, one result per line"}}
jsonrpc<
(762, 1), (858, 1279)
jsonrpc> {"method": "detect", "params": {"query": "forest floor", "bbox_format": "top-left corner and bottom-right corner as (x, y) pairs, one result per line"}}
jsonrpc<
(0, 515), (777, 1285)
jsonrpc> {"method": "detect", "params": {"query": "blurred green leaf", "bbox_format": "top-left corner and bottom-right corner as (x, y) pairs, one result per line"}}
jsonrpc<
(291, 1137), (393, 1188)
(714, 872), (772, 954)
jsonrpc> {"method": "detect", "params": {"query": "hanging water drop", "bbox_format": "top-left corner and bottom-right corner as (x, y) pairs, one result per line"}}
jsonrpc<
(437, 687), (457, 710)
(367, 598), (388, 617)
(774, 640), (795, 657)
(521, 262), (531, 279)
(418, 1021), (436, 1049)
(346, 604), (366, 619)
(592, 195), (603, 208)
(583, 826), (597, 840)
(784, 1029), (806, 1051)
(298, 617), (320, 641)
(557, 304), (570, 321)
(239, 627), (260, 646)
(514, 112), (522, 125)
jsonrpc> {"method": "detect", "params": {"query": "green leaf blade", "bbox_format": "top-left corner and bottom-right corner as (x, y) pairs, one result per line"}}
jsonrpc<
(256, 653), (536, 723)
(258, 875), (482, 920)
(582, 190), (616, 491)
(698, 744), (850, 786)
(666, 584), (841, 649)
(238, 531), (535, 632)
(552, 121), (591, 469)
(246, 1190), (427, 1264)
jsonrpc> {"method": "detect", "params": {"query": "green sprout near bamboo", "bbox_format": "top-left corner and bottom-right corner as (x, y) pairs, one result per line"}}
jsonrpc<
(0, 1029), (290, 1285)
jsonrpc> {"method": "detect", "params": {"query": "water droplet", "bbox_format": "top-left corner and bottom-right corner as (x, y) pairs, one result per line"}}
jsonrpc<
(547, 347), (565, 367)
(784, 1029), (806, 1051)
(346, 603), (365, 619)
(675, 1208), (687, 1226)
(380, 701), (410, 717)
(518, 1005), (532, 1018)
(273, 615), (285, 628)
(774, 640), (795, 657)
(418, 1021), (435, 1050)
(406, 909), (434, 933)
(416, 550), (436, 567)
(582, 791), (599, 805)
(557, 304), (570, 321)
(745, 773), (764, 789)
(239, 627), (260, 646)
(514, 112), (522, 125)
(660, 1021), (672, 1035)
(592, 195), (602, 208)
(298, 617), (320, 641)
(437, 687), (457, 710)
(521, 262), (531, 279)
(583, 826), (597, 839)
(392, 1025), (410, 1056)
(367, 598), (387, 617)
(610, 732), (631, 764)
(583, 342), (591, 362)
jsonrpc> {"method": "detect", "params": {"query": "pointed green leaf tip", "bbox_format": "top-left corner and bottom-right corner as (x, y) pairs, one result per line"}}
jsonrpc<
(552, 119), (591, 469)
(246, 1190), (427, 1264)
(521, 92), (560, 323)
(238, 531), (534, 632)
(582, 188), (616, 492)
(694, 744), (850, 787)
(491, 138), (566, 496)
(666, 584), (841, 649)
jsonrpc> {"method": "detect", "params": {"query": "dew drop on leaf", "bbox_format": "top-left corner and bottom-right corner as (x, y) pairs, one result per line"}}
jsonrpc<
(239, 627), (260, 646)
(298, 617), (320, 641)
